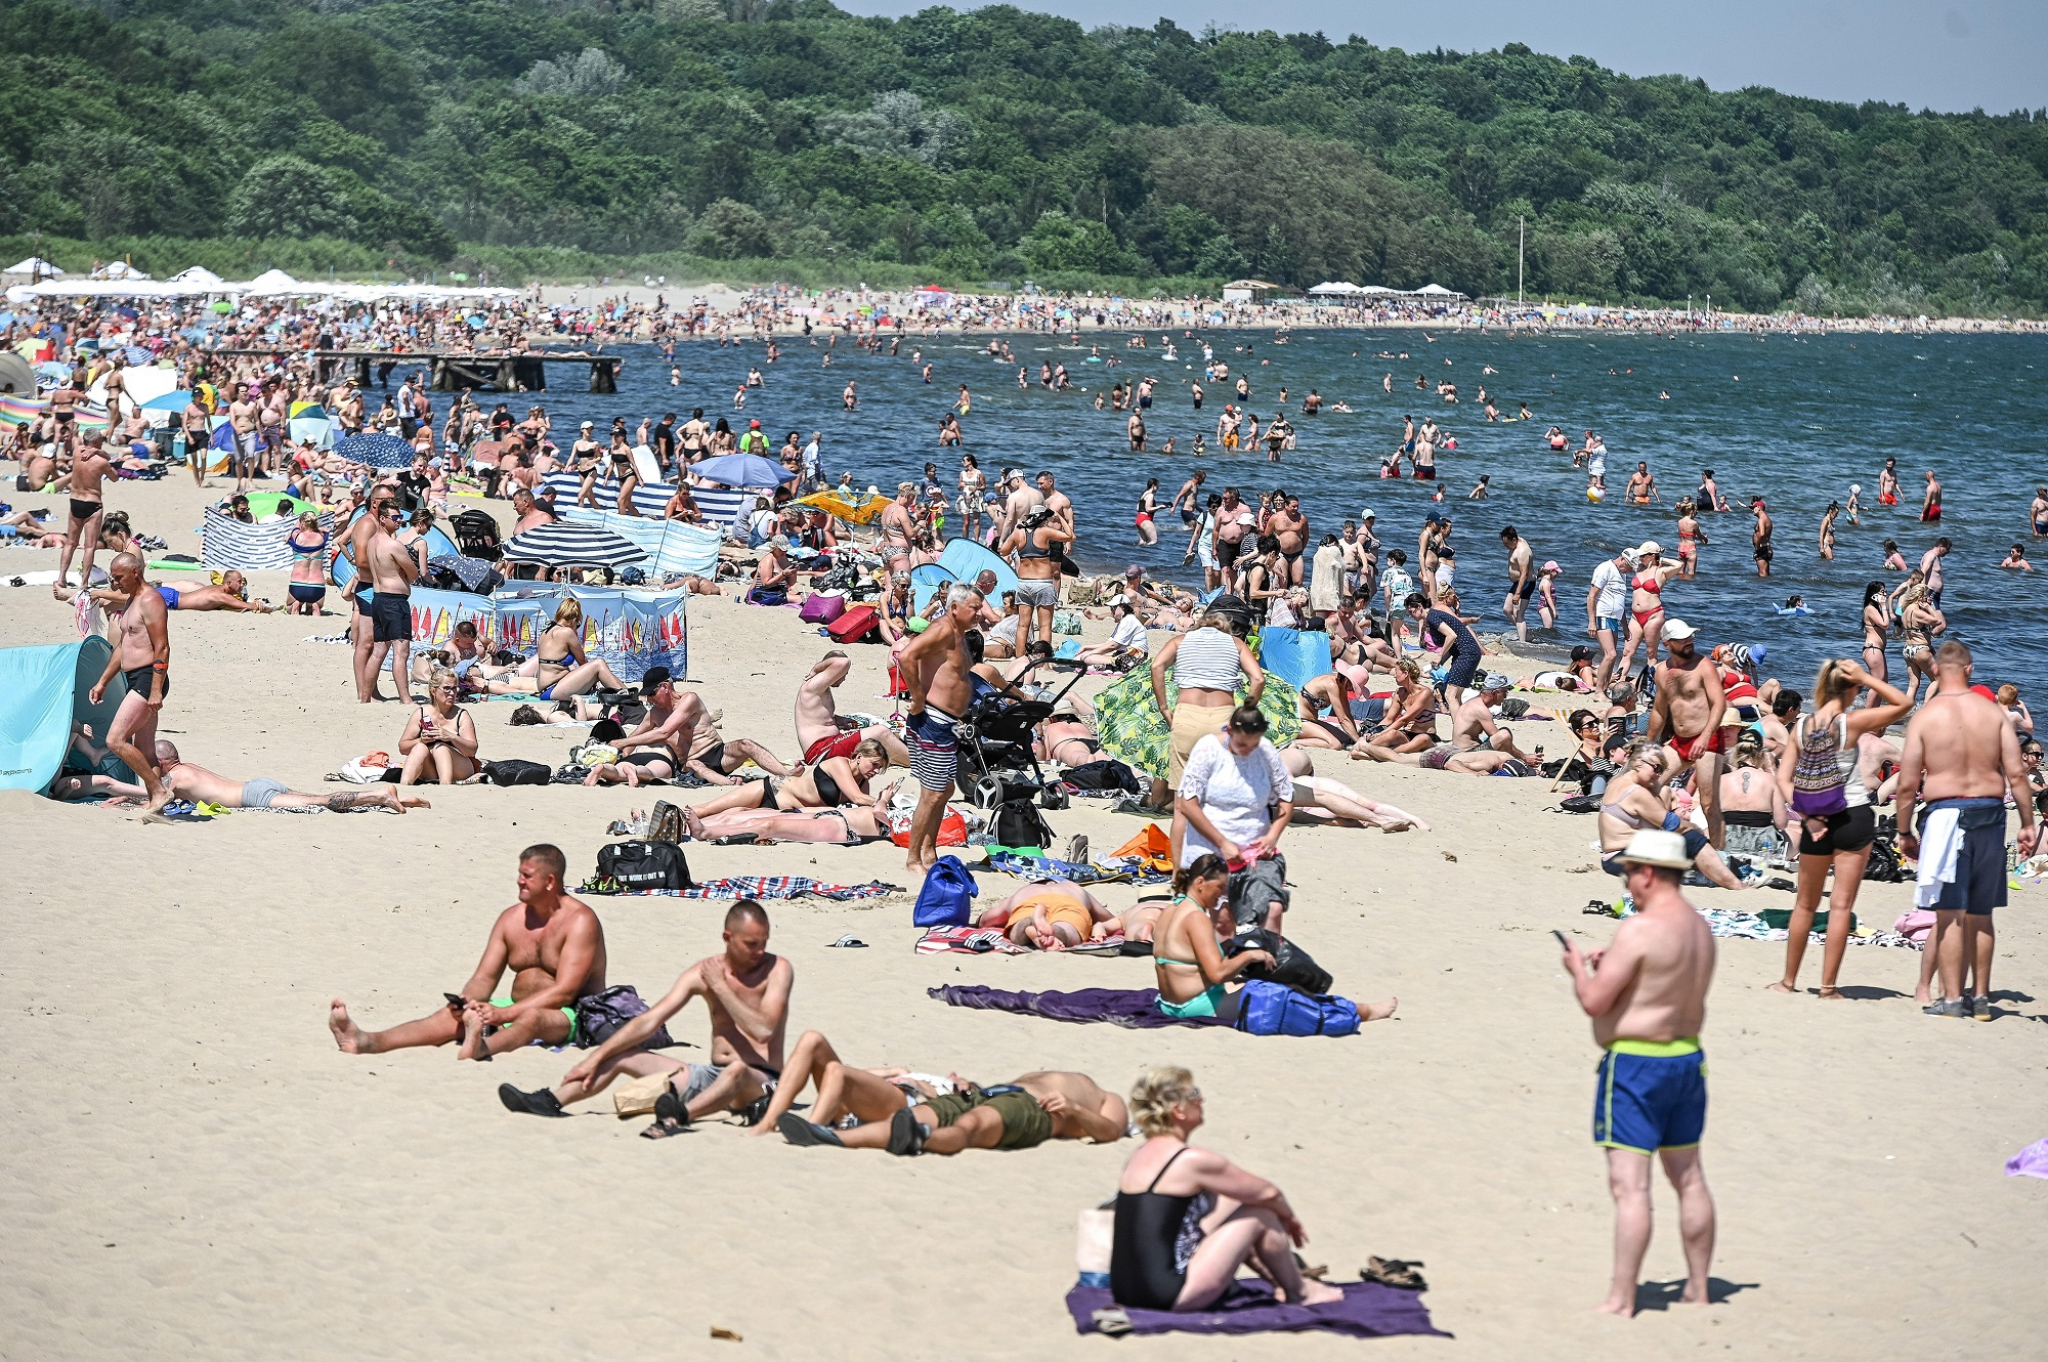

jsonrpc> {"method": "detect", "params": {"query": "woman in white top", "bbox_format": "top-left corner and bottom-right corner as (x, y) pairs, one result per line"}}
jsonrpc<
(1175, 704), (1293, 932)
(1075, 598), (1148, 669)
(1769, 658), (1910, 998)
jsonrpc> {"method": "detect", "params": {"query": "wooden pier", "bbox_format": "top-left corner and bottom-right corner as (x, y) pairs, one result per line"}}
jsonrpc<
(200, 348), (622, 394)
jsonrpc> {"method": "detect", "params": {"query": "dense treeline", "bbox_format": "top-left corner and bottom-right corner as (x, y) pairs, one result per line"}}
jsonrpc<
(6, 0), (2048, 313)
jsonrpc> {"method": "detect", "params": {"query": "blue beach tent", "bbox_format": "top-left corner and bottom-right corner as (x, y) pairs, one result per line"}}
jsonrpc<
(0, 636), (137, 793)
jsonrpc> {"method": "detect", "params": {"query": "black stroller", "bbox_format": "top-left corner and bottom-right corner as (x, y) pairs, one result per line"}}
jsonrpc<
(954, 655), (1089, 812)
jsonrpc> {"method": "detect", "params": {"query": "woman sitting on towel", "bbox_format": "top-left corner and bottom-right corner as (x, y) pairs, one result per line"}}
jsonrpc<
(1110, 1065), (1343, 1311)
(398, 667), (481, 785)
(534, 595), (628, 700)
(686, 739), (891, 818)
(1147, 856), (1276, 1021)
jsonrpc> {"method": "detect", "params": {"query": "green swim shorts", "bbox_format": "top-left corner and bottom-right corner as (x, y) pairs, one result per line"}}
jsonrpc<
(488, 995), (579, 1046)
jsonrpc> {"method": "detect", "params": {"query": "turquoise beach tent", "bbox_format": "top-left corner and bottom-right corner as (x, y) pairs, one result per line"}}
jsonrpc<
(0, 635), (137, 794)
(909, 537), (1022, 614)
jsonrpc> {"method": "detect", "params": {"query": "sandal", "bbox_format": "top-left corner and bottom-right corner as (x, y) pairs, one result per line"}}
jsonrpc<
(1361, 1256), (1428, 1291)
(639, 1090), (692, 1139)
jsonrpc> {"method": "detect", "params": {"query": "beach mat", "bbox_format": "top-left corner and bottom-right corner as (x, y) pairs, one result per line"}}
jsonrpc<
(928, 984), (1227, 1029)
(1065, 1280), (1450, 1339)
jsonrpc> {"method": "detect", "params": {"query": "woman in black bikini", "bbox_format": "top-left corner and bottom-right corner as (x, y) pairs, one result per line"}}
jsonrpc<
(397, 668), (481, 785)
(1110, 1064), (1342, 1312)
(1859, 580), (1891, 685)
(534, 596), (627, 700)
(607, 430), (640, 517)
(686, 739), (891, 818)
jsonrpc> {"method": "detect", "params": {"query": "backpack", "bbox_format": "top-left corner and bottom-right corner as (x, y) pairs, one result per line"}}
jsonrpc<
(1224, 928), (1333, 996)
(595, 840), (692, 892)
(1788, 714), (1850, 818)
(1232, 980), (1361, 1037)
(1863, 836), (1903, 883)
(913, 854), (978, 927)
(573, 984), (673, 1050)
(992, 798), (1055, 850)
(483, 758), (551, 786)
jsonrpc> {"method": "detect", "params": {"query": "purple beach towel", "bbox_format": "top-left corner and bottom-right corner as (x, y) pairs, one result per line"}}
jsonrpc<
(1065, 1281), (1451, 1339)
(928, 984), (1228, 1029)
(2006, 1137), (2048, 1179)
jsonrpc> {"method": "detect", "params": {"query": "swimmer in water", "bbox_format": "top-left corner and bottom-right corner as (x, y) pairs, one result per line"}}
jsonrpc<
(1881, 539), (1907, 572)
(1819, 501), (1839, 561)
(2001, 543), (2034, 571)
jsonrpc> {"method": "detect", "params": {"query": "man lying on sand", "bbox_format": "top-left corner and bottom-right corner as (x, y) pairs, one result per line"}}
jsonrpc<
(498, 900), (791, 1135)
(53, 739), (431, 813)
(745, 1030), (963, 1137)
(778, 1069), (1129, 1155)
(795, 650), (912, 767)
(1353, 672), (1533, 773)
(329, 844), (602, 1059)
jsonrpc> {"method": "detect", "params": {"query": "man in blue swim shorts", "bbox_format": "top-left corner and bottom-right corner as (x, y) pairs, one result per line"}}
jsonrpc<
(1559, 828), (1718, 1319)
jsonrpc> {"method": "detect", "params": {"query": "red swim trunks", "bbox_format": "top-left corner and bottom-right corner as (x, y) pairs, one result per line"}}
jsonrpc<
(803, 729), (865, 764)
(1668, 728), (1729, 762)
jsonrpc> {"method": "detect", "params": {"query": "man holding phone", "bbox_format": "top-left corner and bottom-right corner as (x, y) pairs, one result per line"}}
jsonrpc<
(1558, 829), (1719, 1319)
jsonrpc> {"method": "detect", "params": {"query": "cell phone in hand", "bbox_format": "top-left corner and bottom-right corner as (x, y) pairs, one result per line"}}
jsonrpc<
(1551, 929), (1572, 951)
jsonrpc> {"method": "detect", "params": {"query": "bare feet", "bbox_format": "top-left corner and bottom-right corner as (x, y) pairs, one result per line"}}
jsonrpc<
(1765, 980), (1797, 993)
(396, 791), (432, 810)
(328, 1000), (372, 1053)
(682, 805), (707, 839)
(1594, 1296), (1634, 1318)
(1816, 986), (1848, 1001)
(1678, 1285), (1712, 1306)
(1294, 1279), (1345, 1307)
(1362, 997), (1399, 1022)
(456, 1008), (490, 1061)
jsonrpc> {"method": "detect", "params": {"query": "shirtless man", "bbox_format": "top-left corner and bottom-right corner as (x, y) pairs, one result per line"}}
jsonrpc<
(86, 553), (172, 818)
(346, 490), (398, 700)
(680, 708), (796, 786)
(1896, 641), (2038, 1020)
(360, 499), (419, 704)
(508, 487), (553, 534)
(329, 844), (603, 1060)
(54, 432), (109, 596)
(584, 668), (707, 786)
(227, 381), (261, 493)
(1625, 462), (1658, 506)
(1646, 621), (1729, 848)
(899, 583), (982, 874)
(1877, 457), (1900, 507)
(1560, 827), (1718, 1319)
(1920, 468), (1942, 523)
(181, 391), (213, 487)
(1918, 537), (1950, 610)
(1355, 674), (1531, 771)
(1170, 470), (1208, 528)
(794, 651), (912, 767)
(1501, 525), (1535, 643)
(151, 571), (274, 613)
(57, 739), (428, 813)
(498, 900), (791, 1130)
(880, 482), (918, 575)
(780, 1069), (1128, 1156)
(1269, 494), (1308, 585)
(1750, 498), (1773, 579)
(1037, 469), (1074, 536)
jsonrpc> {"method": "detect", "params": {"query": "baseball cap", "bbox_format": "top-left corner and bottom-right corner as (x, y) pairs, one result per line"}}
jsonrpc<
(749, 419), (760, 427)
(1359, 507), (1376, 520)
(1108, 594), (1131, 607)
(580, 420), (594, 429)
(638, 667), (672, 695)
(1663, 619), (1698, 642)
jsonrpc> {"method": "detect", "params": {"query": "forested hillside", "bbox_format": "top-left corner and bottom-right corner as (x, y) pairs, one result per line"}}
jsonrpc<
(6, 0), (2048, 313)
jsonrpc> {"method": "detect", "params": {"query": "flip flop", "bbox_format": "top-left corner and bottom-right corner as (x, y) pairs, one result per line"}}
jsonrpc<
(1361, 1256), (1428, 1291)
(777, 1113), (843, 1147)
(639, 1090), (692, 1139)
(885, 1106), (925, 1156)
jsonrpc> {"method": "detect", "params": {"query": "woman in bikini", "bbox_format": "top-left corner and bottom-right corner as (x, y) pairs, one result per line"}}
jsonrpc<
(681, 801), (890, 846)
(1148, 856), (1277, 1022)
(607, 430), (640, 517)
(1619, 545), (1679, 681)
(1674, 499), (1703, 580)
(1358, 657), (1439, 753)
(1859, 580), (1892, 685)
(534, 596), (627, 700)
(1818, 501), (1839, 560)
(397, 667), (481, 786)
(286, 511), (329, 615)
(1897, 586), (1944, 702)
(685, 739), (891, 818)
(1135, 478), (1160, 546)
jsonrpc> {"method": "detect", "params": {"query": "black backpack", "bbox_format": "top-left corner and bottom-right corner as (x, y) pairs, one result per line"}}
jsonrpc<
(596, 840), (693, 892)
(1062, 759), (1140, 793)
(483, 758), (551, 786)
(1224, 928), (1334, 996)
(992, 798), (1055, 850)
(1863, 836), (1903, 883)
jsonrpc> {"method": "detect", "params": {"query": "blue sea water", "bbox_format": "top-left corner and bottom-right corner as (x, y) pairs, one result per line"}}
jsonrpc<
(525, 326), (2048, 697)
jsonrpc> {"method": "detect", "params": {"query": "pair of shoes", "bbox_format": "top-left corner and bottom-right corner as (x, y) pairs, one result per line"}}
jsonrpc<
(1361, 1256), (1428, 1291)
(1921, 997), (1967, 1018)
(1969, 994), (1994, 1022)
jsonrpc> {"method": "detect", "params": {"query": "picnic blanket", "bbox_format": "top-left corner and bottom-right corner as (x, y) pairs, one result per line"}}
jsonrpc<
(979, 850), (1170, 886)
(1066, 1281), (1449, 1340)
(616, 876), (899, 901)
(928, 984), (1227, 1029)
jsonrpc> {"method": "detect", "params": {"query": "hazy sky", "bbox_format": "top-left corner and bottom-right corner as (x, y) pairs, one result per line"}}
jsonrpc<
(835, 0), (2047, 114)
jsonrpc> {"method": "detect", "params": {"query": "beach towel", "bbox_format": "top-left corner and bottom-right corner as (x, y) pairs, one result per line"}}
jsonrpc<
(929, 984), (1228, 1029)
(915, 926), (1026, 955)
(615, 876), (899, 901)
(2007, 1137), (2048, 1179)
(1065, 1281), (1450, 1340)
(1914, 806), (1964, 907)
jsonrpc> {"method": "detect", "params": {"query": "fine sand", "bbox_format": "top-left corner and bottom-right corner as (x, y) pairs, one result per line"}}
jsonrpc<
(2, 472), (2043, 1361)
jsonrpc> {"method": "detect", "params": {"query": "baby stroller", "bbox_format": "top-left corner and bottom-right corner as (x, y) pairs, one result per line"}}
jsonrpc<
(451, 507), (504, 562)
(954, 655), (1088, 812)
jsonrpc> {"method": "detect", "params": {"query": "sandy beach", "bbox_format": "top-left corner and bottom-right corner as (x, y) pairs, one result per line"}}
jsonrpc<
(2, 471), (2044, 1361)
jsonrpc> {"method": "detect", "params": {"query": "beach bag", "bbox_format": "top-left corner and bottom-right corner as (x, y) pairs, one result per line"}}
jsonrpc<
(483, 758), (551, 787)
(993, 798), (1056, 850)
(828, 605), (879, 643)
(1225, 928), (1333, 996)
(1232, 980), (1361, 1038)
(746, 585), (788, 606)
(1052, 608), (1082, 636)
(1789, 715), (1849, 818)
(1864, 836), (1903, 882)
(799, 591), (847, 624)
(596, 840), (692, 892)
(1062, 759), (1140, 793)
(574, 984), (673, 1050)
(887, 805), (969, 848)
(912, 855), (978, 927)
(573, 743), (622, 769)
(613, 1071), (673, 1118)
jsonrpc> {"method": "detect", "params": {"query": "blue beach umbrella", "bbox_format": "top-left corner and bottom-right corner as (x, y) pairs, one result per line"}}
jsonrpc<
(335, 432), (417, 470)
(141, 390), (194, 412)
(693, 452), (796, 487)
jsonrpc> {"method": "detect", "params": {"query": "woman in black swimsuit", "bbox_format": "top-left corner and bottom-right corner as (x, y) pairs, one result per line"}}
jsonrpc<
(686, 739), (892, 817)
(607, 431), (640, 516)
(1111, 1066), (1342, 1311)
